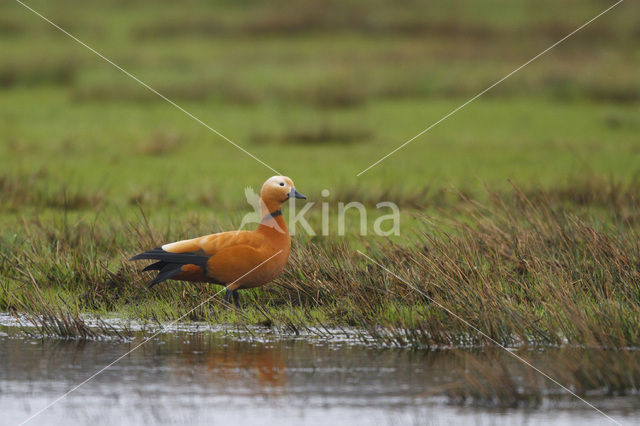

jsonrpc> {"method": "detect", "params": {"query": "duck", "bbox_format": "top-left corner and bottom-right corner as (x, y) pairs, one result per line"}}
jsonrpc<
(130, 176), (306, 306)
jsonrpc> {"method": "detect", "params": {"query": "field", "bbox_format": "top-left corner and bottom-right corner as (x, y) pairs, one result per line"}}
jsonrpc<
(1, 0), (640, 414)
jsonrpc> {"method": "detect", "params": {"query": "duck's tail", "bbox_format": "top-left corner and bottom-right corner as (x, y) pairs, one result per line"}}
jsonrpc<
(130, 247), (209, 288)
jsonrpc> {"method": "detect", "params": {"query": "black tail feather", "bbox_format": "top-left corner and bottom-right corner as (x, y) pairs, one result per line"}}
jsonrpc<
(131, 246), (210, 288)
(130, 247), (209, 269)
(142, 261), (166, 272)
(148, 263), (183, 288)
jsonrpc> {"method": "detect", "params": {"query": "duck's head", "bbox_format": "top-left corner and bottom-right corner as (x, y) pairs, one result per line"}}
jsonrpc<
(260, 176), (306, 210)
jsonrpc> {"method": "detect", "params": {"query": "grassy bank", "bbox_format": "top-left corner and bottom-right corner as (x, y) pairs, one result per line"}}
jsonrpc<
(2, 181), (638, 348)
(1, 0), (638, 341)
(3, 180), (640, 406)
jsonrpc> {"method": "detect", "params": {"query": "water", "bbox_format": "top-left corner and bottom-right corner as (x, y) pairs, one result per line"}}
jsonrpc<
(1, 324), (638, 426)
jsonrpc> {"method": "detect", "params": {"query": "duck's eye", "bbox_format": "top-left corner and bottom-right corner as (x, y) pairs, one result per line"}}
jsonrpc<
(279, 182), (285, 186)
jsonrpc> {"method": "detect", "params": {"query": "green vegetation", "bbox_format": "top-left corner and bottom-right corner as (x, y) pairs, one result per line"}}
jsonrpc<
(3, 183), (640, 349)
(2, 0), (640, 407)
(1, 0), (639, 353)
(2, 0), (639, 211)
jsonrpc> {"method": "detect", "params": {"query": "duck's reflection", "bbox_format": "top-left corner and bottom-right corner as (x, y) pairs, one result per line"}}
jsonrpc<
(165, 333), (288, 389)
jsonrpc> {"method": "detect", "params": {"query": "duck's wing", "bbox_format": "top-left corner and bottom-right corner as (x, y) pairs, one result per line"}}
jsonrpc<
(130, 231), (262, 288)
(130, 244), (210, 288)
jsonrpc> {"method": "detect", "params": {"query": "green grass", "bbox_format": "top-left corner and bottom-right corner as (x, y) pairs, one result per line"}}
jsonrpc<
(2, 91), (639, 215)
(1, 0), (639, 347)
(2, 184), (639, 349)
(1, 0), (638, 213)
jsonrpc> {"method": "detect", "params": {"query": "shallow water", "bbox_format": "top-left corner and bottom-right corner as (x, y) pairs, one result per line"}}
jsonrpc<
(1, 323), (639, 426)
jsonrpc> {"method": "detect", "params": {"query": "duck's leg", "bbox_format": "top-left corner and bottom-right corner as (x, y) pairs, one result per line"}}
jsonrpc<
(224, 289), (233, 304)
(223, 289), (240, 308)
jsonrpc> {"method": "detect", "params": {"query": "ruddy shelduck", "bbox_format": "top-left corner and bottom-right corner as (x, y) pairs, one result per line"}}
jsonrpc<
(131, 176), (306, 306)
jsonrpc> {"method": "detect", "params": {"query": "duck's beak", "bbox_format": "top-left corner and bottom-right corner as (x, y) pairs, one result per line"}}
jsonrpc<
(289, 188), (306, 199)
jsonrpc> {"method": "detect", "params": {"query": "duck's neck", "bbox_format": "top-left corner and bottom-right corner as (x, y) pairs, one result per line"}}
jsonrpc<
(257, 199), (288, 235)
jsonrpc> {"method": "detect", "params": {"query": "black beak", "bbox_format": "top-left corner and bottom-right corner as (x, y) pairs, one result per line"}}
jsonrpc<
(289, 188), (306, 199)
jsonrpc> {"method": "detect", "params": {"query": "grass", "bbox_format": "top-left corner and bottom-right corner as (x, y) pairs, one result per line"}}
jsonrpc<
(1, 0), (639, 206)
(441, 347), (640, 407)
(1, 0), (639, 406)
(2, 181), (639, 347)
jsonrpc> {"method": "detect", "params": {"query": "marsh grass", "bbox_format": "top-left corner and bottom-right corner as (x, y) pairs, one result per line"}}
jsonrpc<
(0, 59), (79, 88)
(1, 181), (640, 405)
(251, 125), (371, 145)
(0, 172), (105, 212)
(2, 182), (639, 348)
(6, 279), (129, 340)
(135, 131), (185, 156)
(5, 170), (638, 213)
(442, 347), (640, 407)
(7, 0), (639, 109)
(127, 1), (632, 41)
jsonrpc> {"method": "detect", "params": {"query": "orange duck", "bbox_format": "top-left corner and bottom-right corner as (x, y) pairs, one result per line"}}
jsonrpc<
(131, 176), (306, 306)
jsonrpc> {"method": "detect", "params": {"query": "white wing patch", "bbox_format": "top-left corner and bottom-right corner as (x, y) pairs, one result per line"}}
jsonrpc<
(162, 239), (191, 252)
